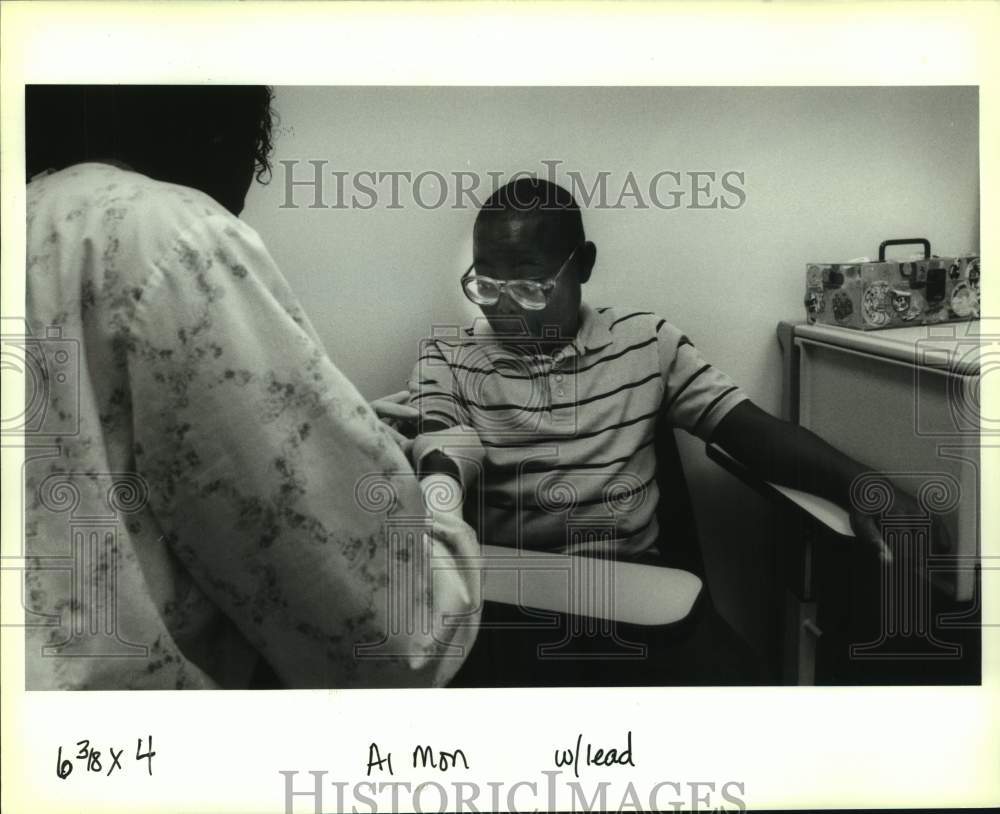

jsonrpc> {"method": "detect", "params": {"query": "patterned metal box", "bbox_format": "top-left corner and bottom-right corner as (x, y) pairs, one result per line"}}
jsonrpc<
(805, 239), (980, 331)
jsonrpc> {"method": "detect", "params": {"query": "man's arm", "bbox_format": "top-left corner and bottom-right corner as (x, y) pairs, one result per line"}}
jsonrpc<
(369, 397), (461, 481)
(371, 398), (468, 521)
(405, 350), (486, 506)
(709, 400), (872, 508)
(652, 319), (936, 563)
(417, 439), (465, 525)
(709, 400), (941, 562)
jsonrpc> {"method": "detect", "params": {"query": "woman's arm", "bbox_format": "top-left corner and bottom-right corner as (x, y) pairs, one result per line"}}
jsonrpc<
(129, 214), (480, 687)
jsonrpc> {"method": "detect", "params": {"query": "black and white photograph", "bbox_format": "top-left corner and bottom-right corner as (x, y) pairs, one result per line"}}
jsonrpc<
(2, 3), (997, 814)
(17, 83), (984, 691)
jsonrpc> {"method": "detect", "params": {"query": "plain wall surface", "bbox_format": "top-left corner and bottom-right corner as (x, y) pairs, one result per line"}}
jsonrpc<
(242, 86), (979, 671)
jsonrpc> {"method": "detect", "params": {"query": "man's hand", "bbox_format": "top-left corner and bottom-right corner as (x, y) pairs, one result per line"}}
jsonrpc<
(849, 506), (894, 565)
(712, 401), (954, 571)
(371, 390), (419, 454)
(848, 483), (954, 571)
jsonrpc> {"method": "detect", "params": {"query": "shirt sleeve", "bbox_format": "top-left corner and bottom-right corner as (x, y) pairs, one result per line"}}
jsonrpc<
(656, 319), (749, 441)
(406, 340), (486, 492)
(126, 214), (479, 688)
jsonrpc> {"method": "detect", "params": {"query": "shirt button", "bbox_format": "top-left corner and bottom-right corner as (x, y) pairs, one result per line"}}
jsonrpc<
(556, 389), (565, 398)
(554, 374), (564, 383)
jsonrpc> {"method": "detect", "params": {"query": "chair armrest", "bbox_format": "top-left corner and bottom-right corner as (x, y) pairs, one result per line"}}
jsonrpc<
(705, 443), (855, 539)
(478, 544), (703, 626)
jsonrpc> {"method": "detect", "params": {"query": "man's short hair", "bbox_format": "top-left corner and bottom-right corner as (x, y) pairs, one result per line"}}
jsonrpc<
(476, 177), (585, 247)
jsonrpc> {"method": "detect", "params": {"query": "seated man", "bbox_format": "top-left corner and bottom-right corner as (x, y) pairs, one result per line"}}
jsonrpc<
(390, 177), (937, 684)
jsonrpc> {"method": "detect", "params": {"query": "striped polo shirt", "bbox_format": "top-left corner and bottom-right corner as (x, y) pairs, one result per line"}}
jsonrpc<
(408, 303), (748, 559)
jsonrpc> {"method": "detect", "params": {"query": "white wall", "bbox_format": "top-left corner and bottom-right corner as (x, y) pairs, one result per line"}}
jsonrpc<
(242, 86), (979, 666)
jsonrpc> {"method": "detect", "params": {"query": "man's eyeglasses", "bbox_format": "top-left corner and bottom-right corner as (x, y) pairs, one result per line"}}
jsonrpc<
(461, 244), (580, 311)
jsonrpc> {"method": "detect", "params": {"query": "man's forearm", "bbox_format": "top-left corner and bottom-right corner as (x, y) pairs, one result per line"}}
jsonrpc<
(710, 400), (875, 508)
(414, 417), (462, 482)
(418, 448), (461, 480)
(414, 425), (464, 521)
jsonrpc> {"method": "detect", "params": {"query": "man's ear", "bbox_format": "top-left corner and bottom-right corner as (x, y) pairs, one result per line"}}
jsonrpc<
(578, 241), (596, 284)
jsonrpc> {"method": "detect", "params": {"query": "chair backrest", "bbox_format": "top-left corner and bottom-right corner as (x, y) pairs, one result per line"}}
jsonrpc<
(652, 412), (714, 606)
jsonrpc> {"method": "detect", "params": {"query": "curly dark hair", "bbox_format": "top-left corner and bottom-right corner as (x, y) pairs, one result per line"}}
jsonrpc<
(248, 85), (277, 183)
(26, 84), (277, 183)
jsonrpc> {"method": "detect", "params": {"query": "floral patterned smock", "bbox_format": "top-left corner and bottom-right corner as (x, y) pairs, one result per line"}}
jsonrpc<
(23, 163), (478, 689)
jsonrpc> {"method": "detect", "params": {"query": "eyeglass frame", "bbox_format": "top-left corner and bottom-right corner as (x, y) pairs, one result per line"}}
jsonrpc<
(460, 243), (582, 311)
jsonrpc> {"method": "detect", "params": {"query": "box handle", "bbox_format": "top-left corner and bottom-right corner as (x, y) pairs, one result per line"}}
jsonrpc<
(878, 238), (931, 262)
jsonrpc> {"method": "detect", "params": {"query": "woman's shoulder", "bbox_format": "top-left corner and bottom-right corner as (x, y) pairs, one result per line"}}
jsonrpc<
(29, 162), (238, 235)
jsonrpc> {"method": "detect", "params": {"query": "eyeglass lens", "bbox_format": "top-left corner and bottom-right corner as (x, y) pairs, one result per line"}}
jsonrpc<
(464, 276), (548, 309)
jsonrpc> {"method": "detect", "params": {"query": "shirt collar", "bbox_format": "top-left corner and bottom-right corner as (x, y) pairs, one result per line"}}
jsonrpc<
(462, 302), (613, 358)
(572, 302), (614, 356)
